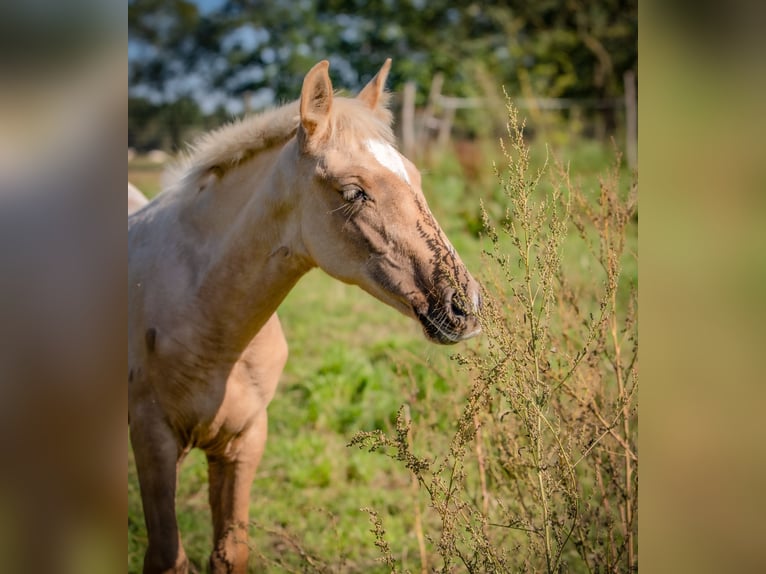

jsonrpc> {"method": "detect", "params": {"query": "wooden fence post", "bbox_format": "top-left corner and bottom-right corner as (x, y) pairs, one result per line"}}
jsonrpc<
(437, 106), (456, 147)
(419, 73), (444, 148)
(243, 90), (252, 114)
(624, 70), (637, 169)
(401, 81), (416, 158)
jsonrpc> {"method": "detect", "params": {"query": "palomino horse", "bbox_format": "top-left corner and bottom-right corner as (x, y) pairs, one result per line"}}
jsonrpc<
(128, 59), (482, 573)
(128, 182), (149, 214)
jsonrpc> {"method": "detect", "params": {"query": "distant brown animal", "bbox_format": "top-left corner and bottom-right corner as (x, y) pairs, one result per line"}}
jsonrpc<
(128, 59), (482, 573)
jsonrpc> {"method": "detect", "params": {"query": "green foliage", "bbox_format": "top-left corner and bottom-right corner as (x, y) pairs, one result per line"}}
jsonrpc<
(129, 95), (233, 151)
(129, 1), (636, 108)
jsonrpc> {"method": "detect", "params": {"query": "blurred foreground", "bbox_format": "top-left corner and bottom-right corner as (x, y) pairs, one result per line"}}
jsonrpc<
(0, 2), (125, 573)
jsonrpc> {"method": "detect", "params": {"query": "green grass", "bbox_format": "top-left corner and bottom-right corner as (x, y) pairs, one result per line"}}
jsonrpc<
(127, 160), (164, 198)
(128, 136), (637, 572)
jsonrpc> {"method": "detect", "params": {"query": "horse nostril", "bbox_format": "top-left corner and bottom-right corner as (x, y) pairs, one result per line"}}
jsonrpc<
(450, 296), (467, 318)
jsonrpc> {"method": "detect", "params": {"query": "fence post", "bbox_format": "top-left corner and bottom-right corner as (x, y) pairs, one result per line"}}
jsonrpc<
(243, 90), (252, 114)
(419, 73), (444, 148)
(624, 70), (637, 169)
(401, 81), (416, 158)
(437, 105), (456, 147)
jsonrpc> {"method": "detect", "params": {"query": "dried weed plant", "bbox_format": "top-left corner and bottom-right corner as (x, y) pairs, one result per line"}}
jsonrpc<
(350, 96), (638, 573)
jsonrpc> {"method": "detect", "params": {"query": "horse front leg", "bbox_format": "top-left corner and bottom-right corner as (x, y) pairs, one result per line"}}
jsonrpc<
(130, 410), (188, 574)
(207, 412), (267, 574)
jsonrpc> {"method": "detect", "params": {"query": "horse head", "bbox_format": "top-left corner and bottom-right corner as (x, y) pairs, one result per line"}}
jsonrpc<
(290, 60), (482, 344)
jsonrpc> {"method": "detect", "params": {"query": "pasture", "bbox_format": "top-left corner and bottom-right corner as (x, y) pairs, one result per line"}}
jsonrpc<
(128, 117), (637, 573)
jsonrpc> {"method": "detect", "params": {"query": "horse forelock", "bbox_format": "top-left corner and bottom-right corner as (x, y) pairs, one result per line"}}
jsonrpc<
(323, 96), (395, 149)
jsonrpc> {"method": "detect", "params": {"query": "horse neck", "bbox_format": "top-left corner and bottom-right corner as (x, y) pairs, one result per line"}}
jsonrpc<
(182, 141), (313, 350)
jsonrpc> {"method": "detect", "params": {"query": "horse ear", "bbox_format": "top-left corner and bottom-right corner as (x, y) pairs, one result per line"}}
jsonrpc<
(357, 58), (392, 110)
(300, 60), (333, 142)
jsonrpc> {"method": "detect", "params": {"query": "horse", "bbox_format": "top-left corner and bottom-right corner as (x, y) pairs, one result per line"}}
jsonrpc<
(128, 182), (149, 214)
(128, 59), (482, 574)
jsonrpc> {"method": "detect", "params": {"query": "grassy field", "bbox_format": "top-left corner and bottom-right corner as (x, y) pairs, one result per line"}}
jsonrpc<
(128, 127), (637, 572)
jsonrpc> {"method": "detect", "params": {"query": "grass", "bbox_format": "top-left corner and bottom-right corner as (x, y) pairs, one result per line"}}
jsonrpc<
(128, 113), (637, 572)
(126, 161), (164, 198)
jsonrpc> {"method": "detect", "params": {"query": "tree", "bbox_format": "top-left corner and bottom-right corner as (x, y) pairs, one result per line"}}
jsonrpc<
(129, 0), (636, 118)
(129, 96), (206, 151)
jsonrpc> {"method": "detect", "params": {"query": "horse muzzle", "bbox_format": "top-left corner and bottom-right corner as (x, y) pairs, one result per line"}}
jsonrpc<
(414, 284), (482, 345)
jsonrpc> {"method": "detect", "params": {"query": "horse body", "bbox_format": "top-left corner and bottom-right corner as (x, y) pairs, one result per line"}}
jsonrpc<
(129, 59), (481, 573)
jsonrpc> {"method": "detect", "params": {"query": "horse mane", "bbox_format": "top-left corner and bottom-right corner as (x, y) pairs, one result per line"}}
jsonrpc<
(169, 93), (395, 191)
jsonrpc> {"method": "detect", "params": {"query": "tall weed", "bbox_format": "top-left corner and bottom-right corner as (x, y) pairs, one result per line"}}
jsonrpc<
(351, 96), (638, 573)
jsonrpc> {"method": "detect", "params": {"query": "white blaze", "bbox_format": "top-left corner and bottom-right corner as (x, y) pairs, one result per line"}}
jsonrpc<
(365, 139), (410, 184)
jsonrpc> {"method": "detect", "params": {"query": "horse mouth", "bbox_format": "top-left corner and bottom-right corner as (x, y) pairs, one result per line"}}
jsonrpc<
(360, 276), (482, 344)
(415, 309), (481, 345)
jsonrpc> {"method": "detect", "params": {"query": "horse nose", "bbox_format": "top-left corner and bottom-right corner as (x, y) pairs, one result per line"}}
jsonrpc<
(449, 292), (468, 318)
(448, 285), (482, 318)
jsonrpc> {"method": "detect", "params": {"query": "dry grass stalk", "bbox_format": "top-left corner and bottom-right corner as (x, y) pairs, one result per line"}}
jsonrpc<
(350, 94), (637, 573)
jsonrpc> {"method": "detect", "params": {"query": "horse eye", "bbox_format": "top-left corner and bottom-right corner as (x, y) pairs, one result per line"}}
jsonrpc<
(342, 186), (369, 203)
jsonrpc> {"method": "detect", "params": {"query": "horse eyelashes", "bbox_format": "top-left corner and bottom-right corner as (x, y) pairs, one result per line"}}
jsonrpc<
(342, 186), (369, 203)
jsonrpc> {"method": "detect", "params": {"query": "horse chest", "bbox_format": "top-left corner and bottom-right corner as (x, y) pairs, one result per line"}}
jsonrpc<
(191, 327), (287, 449)
(136, 332), (282, 447)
